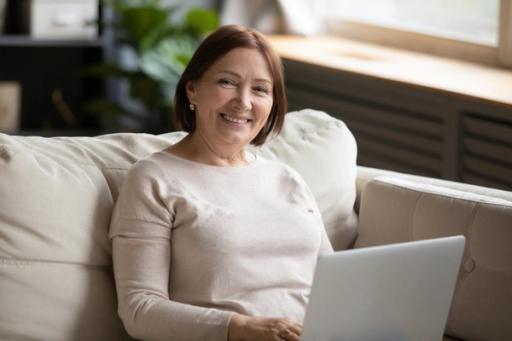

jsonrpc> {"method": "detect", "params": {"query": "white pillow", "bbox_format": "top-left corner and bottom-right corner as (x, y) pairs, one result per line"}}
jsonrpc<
(256, 109), (358, 250)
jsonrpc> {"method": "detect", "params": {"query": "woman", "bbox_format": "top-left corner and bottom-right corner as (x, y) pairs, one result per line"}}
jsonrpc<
(109, 25), (333, 341)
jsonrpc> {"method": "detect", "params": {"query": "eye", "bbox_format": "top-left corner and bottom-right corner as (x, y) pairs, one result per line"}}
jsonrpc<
(217, 78), (237, 88)
(253, 86), (270, 95)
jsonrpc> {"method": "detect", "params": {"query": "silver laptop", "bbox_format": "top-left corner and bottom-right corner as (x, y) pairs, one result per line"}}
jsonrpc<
(301, 236), (465, 341)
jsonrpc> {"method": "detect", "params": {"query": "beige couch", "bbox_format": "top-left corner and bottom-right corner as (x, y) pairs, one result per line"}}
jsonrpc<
(0, 109), (511, 341)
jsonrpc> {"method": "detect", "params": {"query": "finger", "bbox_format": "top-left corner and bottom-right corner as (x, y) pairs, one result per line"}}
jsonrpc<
(272, 334), (284, 341)
(288, 323), (303, 336)
(285, 329), (301, 341)
(279, 328), (301, 341)
(287, 332), (300, 341)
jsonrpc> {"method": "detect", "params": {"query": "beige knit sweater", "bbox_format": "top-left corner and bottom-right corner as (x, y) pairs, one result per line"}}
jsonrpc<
(109, 151), (333, 341)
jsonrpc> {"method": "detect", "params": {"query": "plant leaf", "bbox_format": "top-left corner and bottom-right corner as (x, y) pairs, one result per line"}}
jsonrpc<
(120, 5), (169, 48)
(139, 20), (178, 52)
(184, 8), (219, 35)
(139, 36), (196, 102)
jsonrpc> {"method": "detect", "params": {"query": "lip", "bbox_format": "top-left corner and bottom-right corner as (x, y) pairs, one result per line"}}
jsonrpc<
(219, 113), (253, 125)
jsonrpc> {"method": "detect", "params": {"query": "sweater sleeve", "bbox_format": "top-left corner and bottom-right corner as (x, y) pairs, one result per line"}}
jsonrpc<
(108, 159), (233, 341)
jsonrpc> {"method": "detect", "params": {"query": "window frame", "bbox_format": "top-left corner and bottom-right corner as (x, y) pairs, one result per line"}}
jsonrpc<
(326, 0), (512, 68)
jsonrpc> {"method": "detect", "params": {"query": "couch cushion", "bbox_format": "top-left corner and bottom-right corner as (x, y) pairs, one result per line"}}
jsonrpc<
(356, 177), (512, 341)
(0, 260), (126, 340)
(0, 109), (357, 340)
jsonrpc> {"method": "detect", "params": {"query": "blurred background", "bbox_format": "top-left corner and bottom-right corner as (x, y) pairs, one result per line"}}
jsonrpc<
(0, 0), (511, 190)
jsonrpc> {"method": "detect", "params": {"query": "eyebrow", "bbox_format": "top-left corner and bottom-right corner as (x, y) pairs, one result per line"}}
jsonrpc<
(217, 70), (272, 84)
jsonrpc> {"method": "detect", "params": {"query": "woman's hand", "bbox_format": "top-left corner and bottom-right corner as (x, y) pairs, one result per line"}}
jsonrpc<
(228, 313), (303, 341)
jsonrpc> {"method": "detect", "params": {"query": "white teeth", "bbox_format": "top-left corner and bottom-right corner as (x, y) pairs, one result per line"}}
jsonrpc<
(221, 114), (250, 124)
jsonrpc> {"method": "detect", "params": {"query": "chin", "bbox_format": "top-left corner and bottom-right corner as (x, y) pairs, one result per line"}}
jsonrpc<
(221, 135), (250, 145)
(218, 131), (255, 145)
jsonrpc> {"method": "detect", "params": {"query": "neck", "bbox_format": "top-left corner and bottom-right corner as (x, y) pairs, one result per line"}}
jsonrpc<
(189, 132), (248, 167)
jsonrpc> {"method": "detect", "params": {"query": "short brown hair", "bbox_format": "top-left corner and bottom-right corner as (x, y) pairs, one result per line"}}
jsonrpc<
(174, 25), (287, 146)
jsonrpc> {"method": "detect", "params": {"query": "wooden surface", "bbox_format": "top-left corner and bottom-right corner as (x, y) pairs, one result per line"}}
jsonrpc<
(268, 35), (512, 108)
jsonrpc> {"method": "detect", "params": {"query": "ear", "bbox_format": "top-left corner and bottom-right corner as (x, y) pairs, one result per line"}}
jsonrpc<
(186, 81), (197, 104)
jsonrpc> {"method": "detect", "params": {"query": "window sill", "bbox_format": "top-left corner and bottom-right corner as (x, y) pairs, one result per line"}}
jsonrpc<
(268, 35), (512, 108)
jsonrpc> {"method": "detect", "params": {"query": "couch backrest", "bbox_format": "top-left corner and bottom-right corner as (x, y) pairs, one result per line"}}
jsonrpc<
(356, 177), (512, 341)
(0, 109), (357, 340)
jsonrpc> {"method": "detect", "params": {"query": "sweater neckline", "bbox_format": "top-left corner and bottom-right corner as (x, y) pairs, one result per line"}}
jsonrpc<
(157, 150), (261, 171)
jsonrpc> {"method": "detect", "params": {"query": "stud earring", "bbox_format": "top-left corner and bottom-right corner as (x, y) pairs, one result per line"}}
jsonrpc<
(189, 103), (195, 111)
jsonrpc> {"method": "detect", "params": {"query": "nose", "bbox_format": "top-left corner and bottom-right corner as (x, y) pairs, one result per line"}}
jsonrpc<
(233, 86), (252, 112)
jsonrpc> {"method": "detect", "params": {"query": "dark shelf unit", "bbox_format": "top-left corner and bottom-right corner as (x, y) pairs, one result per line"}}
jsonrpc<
(0, 35), (105, 47)
(0, 4), (112, 134)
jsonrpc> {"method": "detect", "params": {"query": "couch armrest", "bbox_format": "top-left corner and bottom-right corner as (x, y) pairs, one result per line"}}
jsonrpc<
(355, 166), (512, 213)
(355, 175), (512, 341)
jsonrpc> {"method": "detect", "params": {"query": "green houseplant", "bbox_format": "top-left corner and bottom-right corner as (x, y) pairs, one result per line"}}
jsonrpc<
(87, 0), (219, 133)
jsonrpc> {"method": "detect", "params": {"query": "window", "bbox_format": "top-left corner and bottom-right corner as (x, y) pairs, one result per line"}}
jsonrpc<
(322, 0), (512, 67)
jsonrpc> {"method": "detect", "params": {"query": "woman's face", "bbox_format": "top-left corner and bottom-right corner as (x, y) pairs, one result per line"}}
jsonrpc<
(186, 47), (274, 148)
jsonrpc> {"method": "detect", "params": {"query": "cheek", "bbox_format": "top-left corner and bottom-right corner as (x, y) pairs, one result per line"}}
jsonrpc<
(210, 87), (234, 103)
(196, 85), (231, 108)
(255, 97), (273, 120)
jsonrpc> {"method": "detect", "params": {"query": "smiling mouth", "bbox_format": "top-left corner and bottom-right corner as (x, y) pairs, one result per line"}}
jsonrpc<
(220, 113), (252, 124)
